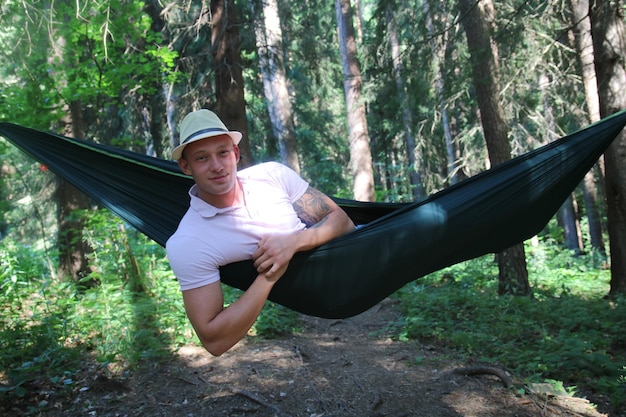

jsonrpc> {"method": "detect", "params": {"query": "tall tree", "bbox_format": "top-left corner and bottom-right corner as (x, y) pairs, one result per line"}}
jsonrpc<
(568, 0), (606, 254)
(56, 186), (92, 280)
(385, 2), (424, 199)
(143, 0), (169, 159)
(211, 0), (253, 168)
(540, 72), (583, 254)
(253, 0), (300, 173)
(458, 0), (531, 296)
(50, 5), (94, 281)
(335, 0), (375, 202)
(423, 0), (458, 186)
(589, 0), (626, 294)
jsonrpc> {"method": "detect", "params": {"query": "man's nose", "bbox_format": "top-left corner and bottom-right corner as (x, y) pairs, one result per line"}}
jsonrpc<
(208, 156), (223, 171)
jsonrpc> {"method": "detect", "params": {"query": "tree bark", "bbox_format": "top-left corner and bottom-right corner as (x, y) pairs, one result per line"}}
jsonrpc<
(458, 0), (531, 296)
(540, 72), (583, 254)
(254, 0), (300, 173)
(386, 3), (424, 199)
(57, 100), (93, 281)
(559, 195), (584, 254)
(144, 0), (168, 159)
(423, 0), (458, 186)
(335, 0), (375, 202)
(589, 0), (626, 294)
(211, 0), (254, 168)
(568, 0), (606, 254)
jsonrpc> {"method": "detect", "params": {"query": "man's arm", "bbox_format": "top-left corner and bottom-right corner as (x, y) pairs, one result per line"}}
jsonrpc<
(182, 263), (288, 357)
(252, 186), (355, 277)
(183, 186), (353, 357)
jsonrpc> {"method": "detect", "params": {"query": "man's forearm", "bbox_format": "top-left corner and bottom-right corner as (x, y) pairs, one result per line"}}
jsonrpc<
(191, 275), (275, 356)
(295, 208), (354, 252)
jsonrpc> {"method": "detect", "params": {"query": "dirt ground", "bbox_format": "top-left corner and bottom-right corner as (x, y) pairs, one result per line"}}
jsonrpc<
(6, 299), (615, 417)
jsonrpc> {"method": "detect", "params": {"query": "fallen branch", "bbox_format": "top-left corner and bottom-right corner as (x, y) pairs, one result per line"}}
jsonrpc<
(231, 388), (293, 417)
(453, 366), (513, 388)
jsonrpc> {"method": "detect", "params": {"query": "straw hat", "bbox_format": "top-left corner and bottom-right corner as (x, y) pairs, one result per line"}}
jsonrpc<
(172, 109), (242, 160)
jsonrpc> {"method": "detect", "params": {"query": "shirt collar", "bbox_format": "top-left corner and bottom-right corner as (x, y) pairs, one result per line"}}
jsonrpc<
(188, 184), (238, 218)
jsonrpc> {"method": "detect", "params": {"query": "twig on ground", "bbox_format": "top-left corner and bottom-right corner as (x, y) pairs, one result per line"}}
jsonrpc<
(370, 390), (383, 410)
(199, 377), (292, 417)
(231, 388), (293, 417)
(453, 365), (513, 388)
(171, 375), (201, 386)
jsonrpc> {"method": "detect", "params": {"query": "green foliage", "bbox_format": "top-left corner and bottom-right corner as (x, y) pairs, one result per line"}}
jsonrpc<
(393, 241), (626, 411)
(0, 238), (81, 407)
(0, 0), (179, 146)
(0, 208), (301, 411)
(221, 286), (302, 339)
(253, 302), (302, 339)
(0, 211), (189, 408)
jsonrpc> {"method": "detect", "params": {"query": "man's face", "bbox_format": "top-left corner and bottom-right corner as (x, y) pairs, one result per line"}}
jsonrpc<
(177, 135), (240, 205)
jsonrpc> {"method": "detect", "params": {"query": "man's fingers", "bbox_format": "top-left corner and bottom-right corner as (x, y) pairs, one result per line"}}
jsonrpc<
(260, 261), (289, 283)
(258, 258), (285, 276)
(254, 252), (273, 271)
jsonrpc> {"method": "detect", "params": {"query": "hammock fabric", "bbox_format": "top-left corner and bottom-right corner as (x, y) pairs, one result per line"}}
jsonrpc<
(1, 111), (626, 319)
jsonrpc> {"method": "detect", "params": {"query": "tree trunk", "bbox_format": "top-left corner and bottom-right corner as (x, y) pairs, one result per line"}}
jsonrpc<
(386, 3), (424, 199)
(569, 0), (606, 254)
(540, 71), (583, 254)
(211, 0), (254, 168)
(458, 0), (531, 296)
(559, 195), (584, 254)
(581, 168), (606, 254)
(57, 100), (93, 281)
(254, 0), (300, 173)
(335, 0), (375, 202)
(590, 0), (626, 294)
(144, 0), (168, 159)
(423, 0), (458, 186)
(570, 0), (602, 124)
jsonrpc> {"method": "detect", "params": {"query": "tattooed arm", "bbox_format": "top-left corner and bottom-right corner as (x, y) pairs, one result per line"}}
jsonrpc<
(252, 186), (355, 278)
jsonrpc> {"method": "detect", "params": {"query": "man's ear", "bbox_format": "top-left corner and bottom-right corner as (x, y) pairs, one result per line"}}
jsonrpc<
(177, 158), (191, 175)
(234, 145), (241, 163)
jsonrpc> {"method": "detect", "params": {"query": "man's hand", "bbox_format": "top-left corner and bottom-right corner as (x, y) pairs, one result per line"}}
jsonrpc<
(253, 186), (355, 280)
(253, 234), (298, 279)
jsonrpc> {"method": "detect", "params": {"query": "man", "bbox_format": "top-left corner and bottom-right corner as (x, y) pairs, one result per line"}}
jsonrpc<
(166, 109), (355, 356)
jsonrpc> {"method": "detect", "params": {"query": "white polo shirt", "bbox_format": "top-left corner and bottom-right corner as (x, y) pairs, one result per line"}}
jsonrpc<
(166, 162), (309, 291)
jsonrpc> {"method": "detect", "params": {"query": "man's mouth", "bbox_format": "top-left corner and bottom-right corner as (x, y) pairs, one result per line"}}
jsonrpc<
(210, 173), (228, 181)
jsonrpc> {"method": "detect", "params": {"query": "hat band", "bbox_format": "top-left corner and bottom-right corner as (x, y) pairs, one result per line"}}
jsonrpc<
(183, 127), (229, 144)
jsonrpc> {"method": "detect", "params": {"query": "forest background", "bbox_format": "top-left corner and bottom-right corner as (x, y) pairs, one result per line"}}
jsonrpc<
(1, 0), (626, 415)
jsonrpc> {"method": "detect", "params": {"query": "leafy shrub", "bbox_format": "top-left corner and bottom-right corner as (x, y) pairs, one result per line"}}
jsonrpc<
(0, 208), (300, 412)
(393, 243), (626, 411)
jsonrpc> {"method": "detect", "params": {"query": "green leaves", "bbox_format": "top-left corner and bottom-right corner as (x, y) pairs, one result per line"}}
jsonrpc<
(394, 243), (626, 409)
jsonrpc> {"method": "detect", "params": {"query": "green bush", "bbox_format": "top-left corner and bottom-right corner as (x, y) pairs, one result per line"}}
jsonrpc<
(393, 243), (626, 411)
(0, 208), (301, 411)
(3, 209), (625, 412)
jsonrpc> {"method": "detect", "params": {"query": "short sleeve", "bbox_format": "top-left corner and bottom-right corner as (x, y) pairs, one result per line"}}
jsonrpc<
(166, 235), (221, 291)
(265, 162), (309, 203)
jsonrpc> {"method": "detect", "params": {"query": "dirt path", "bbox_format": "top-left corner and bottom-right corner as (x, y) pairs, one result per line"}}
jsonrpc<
(37, 299), (608, 417)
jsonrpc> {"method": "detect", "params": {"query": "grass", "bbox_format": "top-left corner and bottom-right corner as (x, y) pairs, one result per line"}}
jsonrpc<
(393, 241), (626, 412)
(0, 212), (300, 415)
(1, 211), (625, 413)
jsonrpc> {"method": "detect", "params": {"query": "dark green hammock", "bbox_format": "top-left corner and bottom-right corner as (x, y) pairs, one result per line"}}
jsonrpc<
(1, 111), (625, 318)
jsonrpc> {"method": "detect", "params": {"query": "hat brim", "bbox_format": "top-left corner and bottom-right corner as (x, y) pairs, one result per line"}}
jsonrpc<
(171, 131), (242, 160)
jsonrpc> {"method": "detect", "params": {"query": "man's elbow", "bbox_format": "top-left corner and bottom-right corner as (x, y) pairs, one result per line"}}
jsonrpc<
(200, 338), (235, 357)
(340, 211), (356, 234)
(204, 345), (226, 357)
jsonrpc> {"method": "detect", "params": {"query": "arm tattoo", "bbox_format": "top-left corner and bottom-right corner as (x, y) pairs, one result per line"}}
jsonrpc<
(293, 187), (332, 228)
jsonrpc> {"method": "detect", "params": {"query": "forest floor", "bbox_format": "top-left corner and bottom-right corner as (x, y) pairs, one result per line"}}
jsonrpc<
(6, 299), (616, 417)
